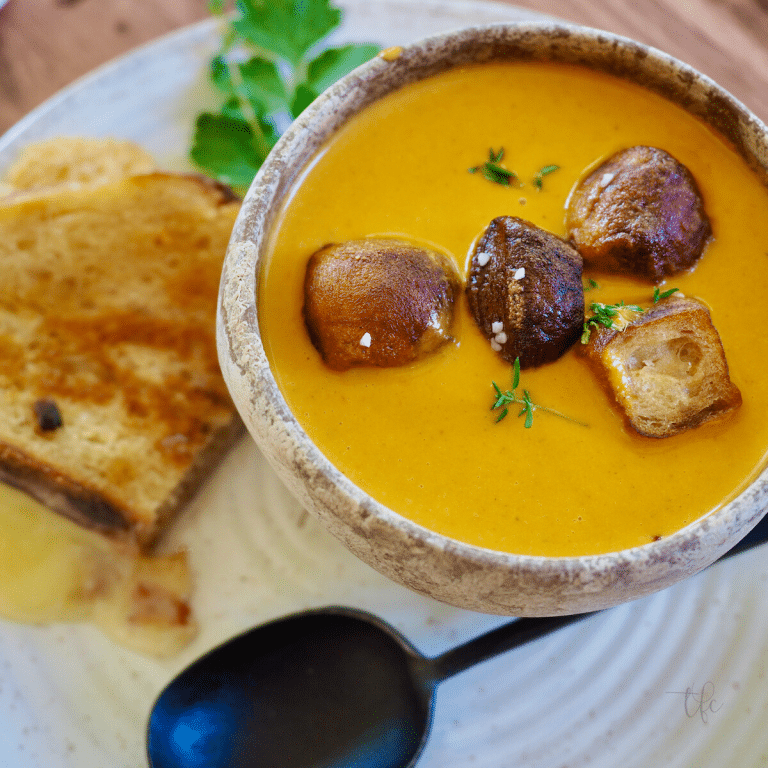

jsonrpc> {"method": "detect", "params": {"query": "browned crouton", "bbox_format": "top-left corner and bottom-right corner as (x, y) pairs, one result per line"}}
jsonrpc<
(582, 296), (741, 437)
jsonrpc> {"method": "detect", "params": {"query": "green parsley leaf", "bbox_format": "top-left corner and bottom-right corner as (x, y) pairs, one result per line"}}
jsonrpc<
(306, 44), (381, 94)
(290, 83), (317, 118)
(190, 0), (378, 190)
(238, 57), (291, 115)
(210, 54), (236, 95)
(190, 112), (273, 189)
(233, 0), (341, 66)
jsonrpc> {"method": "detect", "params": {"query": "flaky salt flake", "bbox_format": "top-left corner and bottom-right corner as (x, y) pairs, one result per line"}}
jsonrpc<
(490, 339), (502, 352)
(513, 267), (526, 280)
(476, 251), (491, 267)
(359, 332), (372, 347)
(491, 321), (504, 334)
(599, 172), (615, 188)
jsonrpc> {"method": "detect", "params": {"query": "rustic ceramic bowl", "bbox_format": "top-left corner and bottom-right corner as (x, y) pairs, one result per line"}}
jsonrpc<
(217, 22), (768, 616)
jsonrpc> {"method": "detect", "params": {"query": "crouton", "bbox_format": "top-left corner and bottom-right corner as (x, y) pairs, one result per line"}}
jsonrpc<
(582, 296), (741, 437)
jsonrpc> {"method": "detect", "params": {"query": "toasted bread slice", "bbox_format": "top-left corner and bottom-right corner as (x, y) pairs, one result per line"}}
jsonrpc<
(0, 171), (243, 549)
(1, 136), (156, 193)
(583, 296), (741, 437)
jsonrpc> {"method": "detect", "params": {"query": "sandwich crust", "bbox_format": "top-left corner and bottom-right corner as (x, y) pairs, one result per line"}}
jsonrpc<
(0, 171), (243, 548)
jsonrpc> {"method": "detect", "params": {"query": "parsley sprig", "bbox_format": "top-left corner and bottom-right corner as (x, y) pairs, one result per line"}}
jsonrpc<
(190, 0), (378, 190)
(491, 358), (586, 428)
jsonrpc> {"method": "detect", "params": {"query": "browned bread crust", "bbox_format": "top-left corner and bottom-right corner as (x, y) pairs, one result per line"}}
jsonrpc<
(1, 136), (156, 192)
(0, 171), (243, 548)
(582, 296), (741, 437)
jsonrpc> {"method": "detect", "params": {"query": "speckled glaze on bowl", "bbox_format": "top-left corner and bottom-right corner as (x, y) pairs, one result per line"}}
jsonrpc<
(217, 22), (768, 616)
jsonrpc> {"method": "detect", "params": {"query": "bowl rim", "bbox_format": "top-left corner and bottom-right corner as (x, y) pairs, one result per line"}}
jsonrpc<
(218, 19), (768, 614)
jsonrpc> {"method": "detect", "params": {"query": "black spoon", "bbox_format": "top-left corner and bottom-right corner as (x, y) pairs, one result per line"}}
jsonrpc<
(147, 517), (768, 768)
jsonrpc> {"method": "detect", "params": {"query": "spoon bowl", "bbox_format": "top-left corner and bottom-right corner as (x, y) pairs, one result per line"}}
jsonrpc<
(147, 609), (433, 768)
(147, 518), (768, 768)
(146, 606), (587, 768)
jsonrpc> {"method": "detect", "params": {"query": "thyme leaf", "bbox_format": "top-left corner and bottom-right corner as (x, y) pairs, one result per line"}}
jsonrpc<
(533, 163), (560, 189)
(653, 286), (680, 303)
(469, 147), (518, 186)
(581, 301), (644, 344)
(490, 358), (587, 428)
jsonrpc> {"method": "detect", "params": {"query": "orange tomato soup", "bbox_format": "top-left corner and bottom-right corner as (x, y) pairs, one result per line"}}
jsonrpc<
(260, 62), (768, 557)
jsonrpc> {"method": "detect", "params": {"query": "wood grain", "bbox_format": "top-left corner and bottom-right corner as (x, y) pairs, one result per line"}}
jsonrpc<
(0, 0), (767, 134)
(0, 0), (210, 132)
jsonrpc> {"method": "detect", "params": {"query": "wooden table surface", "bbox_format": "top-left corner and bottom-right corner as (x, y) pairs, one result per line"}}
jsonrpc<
(1, 0), (768, 136)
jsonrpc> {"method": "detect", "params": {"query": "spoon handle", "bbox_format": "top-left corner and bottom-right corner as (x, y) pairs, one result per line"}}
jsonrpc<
(429, 516), (768, 683)
(431, 611), (597, 681)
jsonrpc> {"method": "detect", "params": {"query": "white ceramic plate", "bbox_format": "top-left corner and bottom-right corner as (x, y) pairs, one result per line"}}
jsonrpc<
(2, 2), (768, 767)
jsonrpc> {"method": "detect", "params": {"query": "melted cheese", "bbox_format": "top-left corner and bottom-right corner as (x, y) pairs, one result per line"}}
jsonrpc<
(0, 483), (195, 655)
(0, 483), (93, 623)
(261, 62), (768, 557)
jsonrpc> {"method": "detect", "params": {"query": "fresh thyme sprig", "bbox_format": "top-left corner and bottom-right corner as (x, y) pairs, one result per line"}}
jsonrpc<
(533, 164), (560, 190)
(653, 286), (679, 303)
(491, 358), (587, 428)
(580, 288), (680, 344)
(581, 301), (644, 344)
(469, 151), (560, 190)
(469, 147), (518, 186)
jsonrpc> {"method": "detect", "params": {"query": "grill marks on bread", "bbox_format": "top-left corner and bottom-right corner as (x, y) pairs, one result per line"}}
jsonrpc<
(0, 172), (242, 547)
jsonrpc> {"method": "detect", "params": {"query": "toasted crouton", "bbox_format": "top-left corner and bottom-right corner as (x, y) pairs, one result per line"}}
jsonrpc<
(582, 296), (741, 437)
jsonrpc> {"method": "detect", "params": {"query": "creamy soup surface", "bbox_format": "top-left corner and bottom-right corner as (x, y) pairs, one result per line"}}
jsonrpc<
(260, 62), (768, 557)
